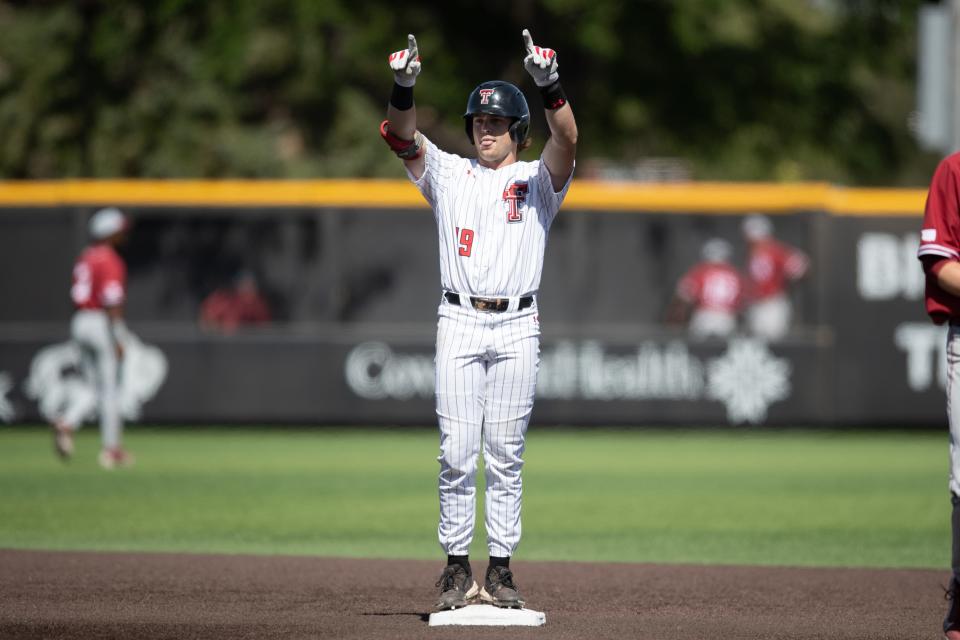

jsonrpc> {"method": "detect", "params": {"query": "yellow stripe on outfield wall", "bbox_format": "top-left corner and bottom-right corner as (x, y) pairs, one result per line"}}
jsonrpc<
(0, 180), (928, 215)
(0, 180), (424, 208)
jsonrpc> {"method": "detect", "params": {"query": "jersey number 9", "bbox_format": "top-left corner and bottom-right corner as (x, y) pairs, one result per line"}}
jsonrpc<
(457, 228), (475, 257)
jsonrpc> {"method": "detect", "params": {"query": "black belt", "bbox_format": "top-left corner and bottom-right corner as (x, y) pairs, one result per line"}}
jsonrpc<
(444, 291), (533, 313)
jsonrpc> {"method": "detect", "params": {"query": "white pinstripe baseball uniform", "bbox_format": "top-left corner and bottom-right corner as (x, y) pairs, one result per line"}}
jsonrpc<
(407, 136), (573, 557)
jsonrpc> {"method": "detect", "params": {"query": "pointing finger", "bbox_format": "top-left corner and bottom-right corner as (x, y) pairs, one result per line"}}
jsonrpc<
(522, 28), (534, 55)
(408, 34), (418, 58)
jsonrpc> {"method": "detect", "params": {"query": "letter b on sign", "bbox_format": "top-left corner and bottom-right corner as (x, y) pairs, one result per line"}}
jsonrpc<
(856, 232), (923, 300)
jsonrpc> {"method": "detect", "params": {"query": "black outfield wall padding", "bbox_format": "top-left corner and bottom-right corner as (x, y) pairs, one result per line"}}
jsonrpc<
(0, 181), (935, 426)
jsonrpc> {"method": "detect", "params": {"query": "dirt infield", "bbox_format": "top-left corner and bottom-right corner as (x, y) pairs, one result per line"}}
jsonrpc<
(0, 549), (948, 639)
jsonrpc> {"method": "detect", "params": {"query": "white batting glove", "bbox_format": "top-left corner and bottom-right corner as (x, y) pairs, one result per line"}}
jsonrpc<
(388, 34), (421, 87)
(522, 29), (559, 87)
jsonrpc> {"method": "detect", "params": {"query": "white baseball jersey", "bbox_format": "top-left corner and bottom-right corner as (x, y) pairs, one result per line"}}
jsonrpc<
(406, 136), (573, 559)
(408, 137), (571, 297)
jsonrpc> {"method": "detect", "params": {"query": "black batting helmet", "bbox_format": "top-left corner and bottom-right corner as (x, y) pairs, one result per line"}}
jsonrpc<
(463, 80), (530, 145)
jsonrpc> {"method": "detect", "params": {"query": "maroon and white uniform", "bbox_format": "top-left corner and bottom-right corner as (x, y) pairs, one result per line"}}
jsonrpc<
(676, 262), (744, 339)
(72, 245), (127, 312)
(917, 154), (960, 633)
(408, 136), (572, 558)
(63, 242), (127, 449)
(745, 238), (808, 340)
(918, 152), (960, 499)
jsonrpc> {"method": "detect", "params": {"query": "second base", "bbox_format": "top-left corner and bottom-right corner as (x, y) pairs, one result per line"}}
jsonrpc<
(428, 604), (546, 626)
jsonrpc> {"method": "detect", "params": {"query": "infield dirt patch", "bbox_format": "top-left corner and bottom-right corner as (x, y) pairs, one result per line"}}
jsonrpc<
(0, 549), (947, 639)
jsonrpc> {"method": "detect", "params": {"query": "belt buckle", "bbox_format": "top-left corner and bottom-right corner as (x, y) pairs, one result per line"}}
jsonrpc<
(471, 297), (506, 312)
(472, 297), (493, 312)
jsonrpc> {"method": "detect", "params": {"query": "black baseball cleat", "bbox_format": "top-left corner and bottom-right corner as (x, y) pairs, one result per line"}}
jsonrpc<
(479, 565), (525, 609)
(435, 564), (478, 611)
(945, 577), (960, 639)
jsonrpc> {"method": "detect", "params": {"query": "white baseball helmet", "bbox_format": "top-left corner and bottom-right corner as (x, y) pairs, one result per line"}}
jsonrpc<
(742, 213), (772, 240)
(88, 207), (127, 240)
(701, 238), (732, 263)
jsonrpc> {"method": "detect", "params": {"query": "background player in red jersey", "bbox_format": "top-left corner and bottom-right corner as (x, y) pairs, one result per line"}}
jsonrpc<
(199, 270), (272, 334)
(52, 207), (135, 469)
(666, 238), (745, 339)
(741, 213), (809, 341)
(917, 151), (960, 640)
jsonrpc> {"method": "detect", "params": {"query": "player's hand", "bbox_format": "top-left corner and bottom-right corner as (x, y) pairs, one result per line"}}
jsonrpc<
(522, 29), (559, 87)
(115, 341), (125, 361)
(388, 34), (421, 87)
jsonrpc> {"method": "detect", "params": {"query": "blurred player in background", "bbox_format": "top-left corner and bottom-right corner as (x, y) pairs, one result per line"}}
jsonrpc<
(741, 213), (809, 341)
(199, 269), (272, 334)
(917, 151), (960, 640)
(383, 28), (576, 611)
(52, 207), (135, 470)
(666, 238), (744, 339)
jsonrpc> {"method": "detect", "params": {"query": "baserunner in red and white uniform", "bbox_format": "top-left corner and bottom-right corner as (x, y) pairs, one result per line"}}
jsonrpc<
(917, 151), (960, 640)
(53, 207), (135, 470)
(666, 238), (744, 339)
(741, 213), (809, 341)
(382, 29), (577, 611)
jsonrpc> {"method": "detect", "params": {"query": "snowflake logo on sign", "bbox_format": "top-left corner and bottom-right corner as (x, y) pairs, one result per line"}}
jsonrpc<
(706, 339), (791, 424)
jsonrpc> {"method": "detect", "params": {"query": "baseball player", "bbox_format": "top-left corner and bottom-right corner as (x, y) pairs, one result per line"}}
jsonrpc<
(52, 207), (135, 470)
(917, 151), (960, 640)
(741, 213), (809, 341)
(382, 29), (576, 610)
(666, 238), (744, 339)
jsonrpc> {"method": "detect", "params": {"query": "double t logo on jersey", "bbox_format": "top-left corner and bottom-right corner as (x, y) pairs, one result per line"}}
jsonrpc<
(502, 181), (529, 223)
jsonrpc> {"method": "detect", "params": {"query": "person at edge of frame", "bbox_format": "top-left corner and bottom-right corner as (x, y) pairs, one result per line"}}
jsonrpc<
(917, 151), (960, 640)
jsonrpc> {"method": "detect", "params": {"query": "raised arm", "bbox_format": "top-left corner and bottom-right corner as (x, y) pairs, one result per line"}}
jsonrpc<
(382, 34), (426, 179)
(522, 29), (577, 192)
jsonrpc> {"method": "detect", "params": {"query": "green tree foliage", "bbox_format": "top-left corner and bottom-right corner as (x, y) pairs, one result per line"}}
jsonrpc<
(0, 0), (941, 184)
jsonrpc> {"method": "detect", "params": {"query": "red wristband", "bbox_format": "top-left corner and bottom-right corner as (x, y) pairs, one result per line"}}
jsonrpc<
(379, 120), (424, 159)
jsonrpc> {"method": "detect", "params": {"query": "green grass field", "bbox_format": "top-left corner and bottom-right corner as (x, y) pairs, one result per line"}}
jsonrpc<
(0, 425), (950, 569)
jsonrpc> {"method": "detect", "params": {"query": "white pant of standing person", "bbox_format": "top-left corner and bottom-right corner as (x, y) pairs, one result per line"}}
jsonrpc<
(62, 309), (122, 450)
(747, 294), (792, 341)
(434, 298), (540, 558)
(947, 324), (960, 498)
(689, 309), (736, 339)
(944, 323), (960, 617)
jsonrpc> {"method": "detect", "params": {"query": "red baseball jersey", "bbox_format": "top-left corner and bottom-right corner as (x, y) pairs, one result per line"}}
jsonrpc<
(677, 262), (744, 313)
(918, 152), (960, 324)
(200, 289), (272, 333)
(746, 239), (808, 301)
(71, 244), (126, 310)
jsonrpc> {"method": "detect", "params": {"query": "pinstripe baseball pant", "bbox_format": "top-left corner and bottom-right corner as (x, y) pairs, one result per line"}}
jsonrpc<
(434, 298), (540, 558)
